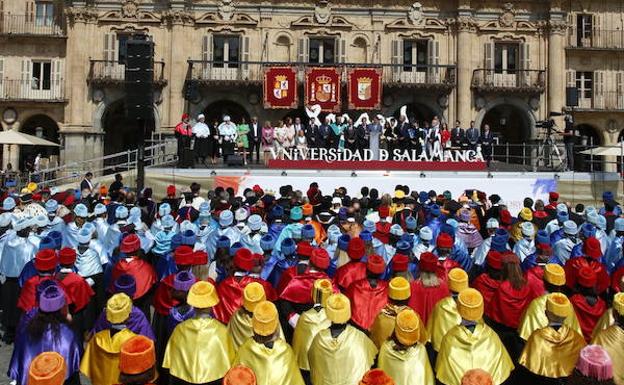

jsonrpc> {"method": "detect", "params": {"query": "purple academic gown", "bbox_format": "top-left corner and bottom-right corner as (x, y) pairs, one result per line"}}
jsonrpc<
(8, 324), (82, 385)
(92, 306), (156, 340)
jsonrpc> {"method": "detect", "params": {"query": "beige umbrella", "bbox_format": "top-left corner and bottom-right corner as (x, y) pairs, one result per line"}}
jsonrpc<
(0, 129), (61, 147)
(579, 142), (624, 156)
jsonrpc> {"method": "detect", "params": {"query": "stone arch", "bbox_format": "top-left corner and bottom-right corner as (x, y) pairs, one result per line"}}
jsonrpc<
(18, 114), (60, 171)
(474, 97), (537, 141)
(93, 95), (161, 135)
(385, 93), (446, 124)
(273, 32), (294, 62)
(351, 35), (369, 63)
(577, 123), (603, 172)
(201, 99), (251, 128)
(101, 99), (158, 158)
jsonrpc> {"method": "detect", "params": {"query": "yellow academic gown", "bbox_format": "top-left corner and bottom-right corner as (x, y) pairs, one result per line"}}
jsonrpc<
(518, 294), (582, 340)
(591, 308), (615, 340)
(228, 308), (285, 350)
(592, 325), (624, 385)
(308, 325), (378, 385)
(163, 316), (235, 384)
(435, 323), (514, 385)
(80, 328), (136, 385)
(292, 307), (331, 371)
(370, 303), (428, 349)
(234, 338), (305, 385)
(426, 296), (461, 352)
(519, 325), (586, 378)
(377, 340), (435, 385)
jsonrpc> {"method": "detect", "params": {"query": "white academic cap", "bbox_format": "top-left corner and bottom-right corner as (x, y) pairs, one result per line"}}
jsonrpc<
(305, 104), (322, 126)
(223, 115), (231, 122)
(400, 105), (409, 123)
(355, 113), (370, 127)
(376, 114), (386, 126)
(341, 113), (351, 122)
(326, 113), (336, 124)
(198, 114), (205, 120)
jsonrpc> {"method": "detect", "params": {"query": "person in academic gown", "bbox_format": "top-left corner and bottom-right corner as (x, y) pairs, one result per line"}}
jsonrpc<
(570, 266), (608, 341)
(80, 293), (137, 385)
(435, 288), (514, 385)
(18, 249), (61, 314)
(472, 250), (503, 310)
(377, 308), (435, 385)
(9, 285), (82, 385)
(234, 301), (304, 385)
(26, 352), (68, 385)
(163, 281), (235, 385)
(408, 252), (450, 325)
(591, 293), (624, 385)
(118, 335), (158, 385)
(518, 293), (586, 384)
(307, 294), (378, 385)
(346, 254), (389, 330)
(56, 247), (95, 338)
(370, 277), (418, 349)
(333, 237), (367, 291)
(426, 268), (469, 353)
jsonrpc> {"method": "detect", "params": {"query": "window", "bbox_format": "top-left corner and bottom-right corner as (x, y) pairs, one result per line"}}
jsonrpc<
(309, 38), (335, 64)
(402, 40), (428, 72)
(576, 72), (593, 99)
(577, 14), (593, 46)
(213, 36), (240, 68)
(117, 34), (129, 64)
(494, 43), (518, 74)
(35, 2), (54, 26)
(31, 61), (52, 90)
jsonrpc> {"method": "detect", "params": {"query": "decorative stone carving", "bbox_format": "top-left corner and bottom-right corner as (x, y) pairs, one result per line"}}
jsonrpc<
(121, 0), (139, 19)
(474, 96), (486, 110)
(438, 95), (449, 109)
(162, 9), (195, 25)
(529, 97), (540, 111)
(408, 2), (423, 25)
(499, 3), (515, 28)
(65, 7), (99, 24)
(548, 20), (568, 35)
(606, 119), (619, 134)
(315, 1), (331, 24)
(219, 0), (235, 21)
(452, 16), (477, 33)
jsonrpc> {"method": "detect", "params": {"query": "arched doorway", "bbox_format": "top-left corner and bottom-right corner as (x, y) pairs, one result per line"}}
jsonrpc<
(202, 100), (251, 128)
(578, 123), (602, 172)
(102, 100), (155, 157)
(391, 103), (437, 126)
(480, 103), (532, 164)
(19, 114), (60, 172)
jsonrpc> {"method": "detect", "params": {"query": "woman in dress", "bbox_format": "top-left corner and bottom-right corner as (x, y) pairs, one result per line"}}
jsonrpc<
(284, 117), (296, 149)
(295, 129), (308, 157)
(440, 122), (451, 158)
(261, 121), (275, 165)
(237, 117), (250, 165)
(273, 120), (288, 159)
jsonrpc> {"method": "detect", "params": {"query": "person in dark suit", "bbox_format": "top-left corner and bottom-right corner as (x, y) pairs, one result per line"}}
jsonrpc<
(247, 116), (261, 163)
(317, 118), (331, 149)
(306, 120), (319, 149)
(480, 124), (494, 166)
(466, 121), (480, 151)
(451, 120), (465, 148)
(80, 172), (94, 195)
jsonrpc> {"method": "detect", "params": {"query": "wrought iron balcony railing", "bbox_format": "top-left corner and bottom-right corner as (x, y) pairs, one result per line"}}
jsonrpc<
(571, 91), (624, 111)
(186, 60), (456, 90)
(471, 69), (546, 93)
(0, 13), (65, 37)
(88, 60), (167, 86)
(568, 30), (624, 50)
(0, 79), (66, 101)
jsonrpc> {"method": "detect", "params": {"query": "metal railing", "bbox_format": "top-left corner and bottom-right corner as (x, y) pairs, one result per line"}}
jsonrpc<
(187, 60), (456, 88)
(571, 91), (624, 111)
(32, 140), (177, 188)
(471, 69), (546, 92)
(0, 79), (65, 101)
(88, 60), (167, 84)
(568, 30), (624, 50)
(0, 13), (65, 36)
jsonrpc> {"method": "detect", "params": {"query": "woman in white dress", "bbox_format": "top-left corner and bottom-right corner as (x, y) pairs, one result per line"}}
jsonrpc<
(273, 120), (288, 158)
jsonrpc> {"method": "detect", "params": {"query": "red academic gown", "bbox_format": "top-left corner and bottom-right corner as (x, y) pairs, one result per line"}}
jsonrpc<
(564, 258), (610, 294)
(279, 270), (333, 305)
(374, 222), (391, 244)
(346, 278), (389, 330)
(17, 276), (63, 312)
(57, 272), (94, 313)
(472, 273), (501, 310)
(111, 257), (157, 300)
(525, 265), (545, 298)
(486, 281), (536, 328)
(334, 261), (367, 291)
(408, 273), (450, 325)
(441, 259), (461, 276)
(570, 293), (608, 341)
(214, 275), (278, 324)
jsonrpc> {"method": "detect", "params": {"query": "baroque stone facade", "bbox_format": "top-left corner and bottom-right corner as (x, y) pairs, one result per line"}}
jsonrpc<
(0, 0), (623, 169)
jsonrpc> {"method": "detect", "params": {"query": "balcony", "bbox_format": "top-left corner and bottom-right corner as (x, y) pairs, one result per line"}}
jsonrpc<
(187, 60), (456, 91)
(571, 92), (624, 111)
(0, 79), (66, 102)
(88, 60), (168, 87)
(0, 14), (65, 37)
(567, 30), (624, 50)
(471, 69), (546, 94)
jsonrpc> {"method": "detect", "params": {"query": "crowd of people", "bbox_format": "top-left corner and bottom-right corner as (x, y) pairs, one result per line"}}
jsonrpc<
(0, 176), (623, 385)
(174, 109), (496, 167)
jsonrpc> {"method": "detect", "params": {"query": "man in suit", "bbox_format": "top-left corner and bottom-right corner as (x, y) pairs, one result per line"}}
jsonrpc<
(80, 172), (94, 196)
(451, 120), (465, 148)
(317, 117), (331, 149)
(466, 121), (480, 151)
(247, 116), (261, 164)
(306, 120), (319, 148)
(480, 124), (495, 167)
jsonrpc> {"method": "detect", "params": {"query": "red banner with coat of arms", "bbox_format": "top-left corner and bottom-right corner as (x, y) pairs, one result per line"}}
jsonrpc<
(305, 67), (341, 112)
(264, 67), (298, 109)
(347, 67), (382, 110)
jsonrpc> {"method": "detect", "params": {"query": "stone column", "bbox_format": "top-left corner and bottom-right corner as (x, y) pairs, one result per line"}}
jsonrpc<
(455, 16), (475, 126)
(548, 20), (567, 116)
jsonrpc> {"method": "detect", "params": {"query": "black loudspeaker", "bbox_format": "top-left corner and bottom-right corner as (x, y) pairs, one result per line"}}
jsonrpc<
(566, 87), (579, 107)
(125, 36), (154, 120)
(226, 155), (245, 167)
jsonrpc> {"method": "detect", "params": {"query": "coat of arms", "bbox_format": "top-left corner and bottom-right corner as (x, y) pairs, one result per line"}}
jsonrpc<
(273, 75), (289, 100)
(357, 77), (372, 101)
(313, 75), (335, 102)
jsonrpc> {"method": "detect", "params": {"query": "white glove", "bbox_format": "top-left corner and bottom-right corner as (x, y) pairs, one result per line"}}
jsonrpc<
(86, 278), (95, 287)
(288, 313), (300, 328)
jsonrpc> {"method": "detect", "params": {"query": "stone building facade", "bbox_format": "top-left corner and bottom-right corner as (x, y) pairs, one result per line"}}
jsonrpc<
(0, 0), (623, 170)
